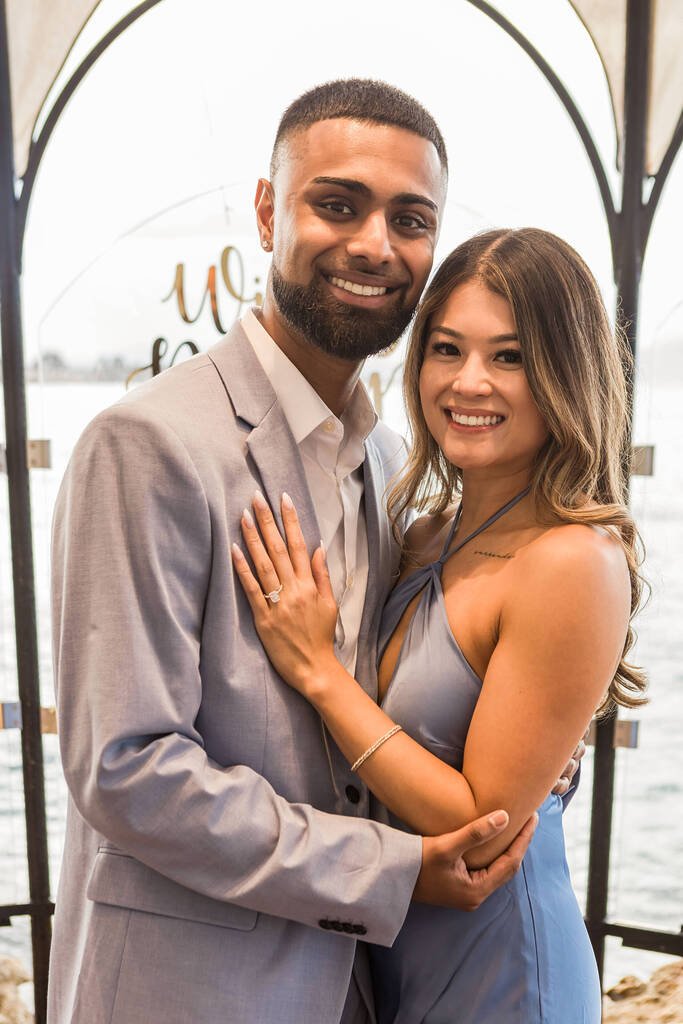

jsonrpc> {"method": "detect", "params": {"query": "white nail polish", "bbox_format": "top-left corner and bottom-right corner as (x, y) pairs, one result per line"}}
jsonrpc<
(242, 508), (254, 528)
(282, 492), (294, 510)
(253, 490), (268, 511)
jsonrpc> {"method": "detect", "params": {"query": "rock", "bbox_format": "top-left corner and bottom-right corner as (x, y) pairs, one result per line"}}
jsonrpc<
(0, 957), (33, 1024)
(603, 961), (683, 1023)
(608, 975), (648, 1000)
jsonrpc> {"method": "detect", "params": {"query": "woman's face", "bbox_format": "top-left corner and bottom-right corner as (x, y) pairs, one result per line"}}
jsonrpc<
(418, 279), (549, 479)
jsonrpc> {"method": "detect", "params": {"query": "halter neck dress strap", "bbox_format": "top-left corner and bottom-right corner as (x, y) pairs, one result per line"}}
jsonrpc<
(438, 485), (531, 565)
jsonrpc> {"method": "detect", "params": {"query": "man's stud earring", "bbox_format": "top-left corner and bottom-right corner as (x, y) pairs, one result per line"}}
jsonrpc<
(262, 238), (271, 251)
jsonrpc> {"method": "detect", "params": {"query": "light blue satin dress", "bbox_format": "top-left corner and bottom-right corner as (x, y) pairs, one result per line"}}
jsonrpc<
(369, 492), (601, 1023)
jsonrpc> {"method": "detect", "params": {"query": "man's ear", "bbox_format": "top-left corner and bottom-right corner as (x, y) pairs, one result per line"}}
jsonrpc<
(255, 178), (275, 244)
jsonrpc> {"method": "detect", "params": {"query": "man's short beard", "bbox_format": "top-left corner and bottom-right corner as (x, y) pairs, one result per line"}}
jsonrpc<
(271, 264), (416, 361)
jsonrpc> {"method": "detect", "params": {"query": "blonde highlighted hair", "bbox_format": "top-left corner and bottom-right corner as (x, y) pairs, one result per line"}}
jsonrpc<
(388, 228), (646, 712)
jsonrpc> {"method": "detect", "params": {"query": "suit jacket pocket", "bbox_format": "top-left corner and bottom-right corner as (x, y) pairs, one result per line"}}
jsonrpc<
(87, 848), (258, 931)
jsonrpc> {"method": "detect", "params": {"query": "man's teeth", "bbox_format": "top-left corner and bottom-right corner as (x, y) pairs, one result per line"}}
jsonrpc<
(450, 412), (504, 426)
(329, 276), (387, 297)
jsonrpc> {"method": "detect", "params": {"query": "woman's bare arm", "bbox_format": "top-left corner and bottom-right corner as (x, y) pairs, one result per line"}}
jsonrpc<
(233, 497), (629, 866)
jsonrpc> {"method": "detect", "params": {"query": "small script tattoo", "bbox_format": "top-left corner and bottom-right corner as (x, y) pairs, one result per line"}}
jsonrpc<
(474, 549), (515, 560)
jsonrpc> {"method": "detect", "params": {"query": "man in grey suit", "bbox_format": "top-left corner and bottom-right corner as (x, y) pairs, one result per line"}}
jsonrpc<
(49, 80), (551, 1023)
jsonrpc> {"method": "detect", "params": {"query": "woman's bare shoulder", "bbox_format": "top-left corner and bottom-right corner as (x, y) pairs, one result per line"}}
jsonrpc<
(514, 520), (630, 601)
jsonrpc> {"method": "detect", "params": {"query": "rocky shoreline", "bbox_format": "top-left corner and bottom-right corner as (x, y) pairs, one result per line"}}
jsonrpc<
(603, 962), (683, 1022)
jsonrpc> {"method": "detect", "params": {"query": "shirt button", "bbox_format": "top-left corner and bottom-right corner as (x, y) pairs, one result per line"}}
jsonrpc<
(346, 573), (355, 588)
(323, 419), (336, 434)
(346, 785), (361, 804)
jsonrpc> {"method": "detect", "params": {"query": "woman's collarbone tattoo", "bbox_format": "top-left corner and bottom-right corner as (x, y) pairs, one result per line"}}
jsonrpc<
(473, 549), (515, 560)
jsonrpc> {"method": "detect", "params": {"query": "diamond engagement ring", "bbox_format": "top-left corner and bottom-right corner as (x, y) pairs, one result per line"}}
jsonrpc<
(264, 583), (284, 604)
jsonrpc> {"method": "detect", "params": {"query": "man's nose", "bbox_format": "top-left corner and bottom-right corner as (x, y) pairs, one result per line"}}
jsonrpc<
(452, 355), (493, 396)
(346, 212), (393, 264)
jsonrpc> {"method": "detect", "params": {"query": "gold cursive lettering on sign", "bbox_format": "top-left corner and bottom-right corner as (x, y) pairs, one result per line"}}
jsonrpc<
(126, 337), (200, 388)
(164, 246), (264, 335)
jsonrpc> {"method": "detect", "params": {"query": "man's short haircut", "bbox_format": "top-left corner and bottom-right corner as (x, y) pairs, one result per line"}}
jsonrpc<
(270, 78), (447, 178)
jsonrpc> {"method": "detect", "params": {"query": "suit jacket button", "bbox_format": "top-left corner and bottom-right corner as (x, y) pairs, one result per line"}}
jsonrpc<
(319, 919), (331, 929)
(345, 784), (361, 804)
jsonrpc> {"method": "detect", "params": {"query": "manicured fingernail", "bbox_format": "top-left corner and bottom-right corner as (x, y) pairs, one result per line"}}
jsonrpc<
(242, 508), (254, 528)
(488, 810), (508, 828)
(319, 539), (326, 558)
(231, 543), (245, 560)
(253, 490), (268, 511)
(282, 492), (294, 510)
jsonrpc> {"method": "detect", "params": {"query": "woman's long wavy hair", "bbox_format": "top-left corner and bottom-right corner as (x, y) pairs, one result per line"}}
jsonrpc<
(388, 227), (646, 712)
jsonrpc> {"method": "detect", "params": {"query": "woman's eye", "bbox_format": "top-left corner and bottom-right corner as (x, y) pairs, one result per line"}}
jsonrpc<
(432, 341), (461, 356)
(495, 348), (523, 365)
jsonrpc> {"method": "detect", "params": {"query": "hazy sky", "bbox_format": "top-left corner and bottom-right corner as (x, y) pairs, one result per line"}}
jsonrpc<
(18, 0), (683, 408)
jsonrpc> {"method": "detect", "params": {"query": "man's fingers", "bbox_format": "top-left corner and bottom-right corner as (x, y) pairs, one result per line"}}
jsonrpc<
(552, 776), (571, 796)
(442, 810), (510, 857)
(473, 813), (538, 895)
(493, 813), (538, 869)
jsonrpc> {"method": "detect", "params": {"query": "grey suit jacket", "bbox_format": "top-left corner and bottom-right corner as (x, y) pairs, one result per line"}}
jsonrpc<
(47, 323), (423, 1024)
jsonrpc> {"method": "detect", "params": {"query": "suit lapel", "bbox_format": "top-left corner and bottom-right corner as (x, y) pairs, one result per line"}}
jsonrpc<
(356, 437), (396, 699)
(207, 323), (320, 553)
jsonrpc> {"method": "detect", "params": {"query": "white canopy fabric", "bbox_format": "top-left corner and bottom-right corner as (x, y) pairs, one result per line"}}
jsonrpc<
(6, 0), (101, 177)
(570, 0), (683, 175)
(4, 0), (683, 181)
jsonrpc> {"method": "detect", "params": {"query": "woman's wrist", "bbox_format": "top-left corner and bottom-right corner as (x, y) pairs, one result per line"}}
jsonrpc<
(302, 654), (350, 709)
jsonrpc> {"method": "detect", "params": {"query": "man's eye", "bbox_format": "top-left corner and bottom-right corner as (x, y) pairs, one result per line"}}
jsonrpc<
(320, 200), (354, 216)
(395, 213), (428, 230)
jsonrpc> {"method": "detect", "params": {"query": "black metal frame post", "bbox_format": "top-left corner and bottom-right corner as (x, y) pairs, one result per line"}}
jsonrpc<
(0, 5), (166, 1019)
(0, 3), (52, 1020)
(585, 0), (652, 980)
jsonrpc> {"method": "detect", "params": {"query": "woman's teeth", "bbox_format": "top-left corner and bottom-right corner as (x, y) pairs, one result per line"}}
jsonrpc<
(329, 276), (387, 297)
(450, 412), (504, 426)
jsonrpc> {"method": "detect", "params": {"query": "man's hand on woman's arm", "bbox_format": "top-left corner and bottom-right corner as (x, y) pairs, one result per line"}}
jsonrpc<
(415, 810), (538, 911)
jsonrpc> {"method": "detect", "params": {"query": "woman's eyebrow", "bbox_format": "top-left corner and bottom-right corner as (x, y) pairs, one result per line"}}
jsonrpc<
(430, 326), (519, 343)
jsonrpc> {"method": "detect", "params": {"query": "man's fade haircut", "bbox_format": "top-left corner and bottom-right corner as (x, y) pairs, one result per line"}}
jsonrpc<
(270, 78), (447, 178)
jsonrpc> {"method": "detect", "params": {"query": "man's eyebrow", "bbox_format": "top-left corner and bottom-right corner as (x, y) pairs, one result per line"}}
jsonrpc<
(430, 326), (519, 343)
(311, 176), (372, 196)
(310, 177), (439, 213)
(395, 193), (439, 214)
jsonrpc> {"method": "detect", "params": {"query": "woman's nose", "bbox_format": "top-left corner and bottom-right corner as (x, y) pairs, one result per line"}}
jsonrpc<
(451, 355), (493, 396)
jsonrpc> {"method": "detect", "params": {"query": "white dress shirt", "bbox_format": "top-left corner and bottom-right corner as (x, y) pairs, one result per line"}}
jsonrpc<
(241, 308), (377, 673)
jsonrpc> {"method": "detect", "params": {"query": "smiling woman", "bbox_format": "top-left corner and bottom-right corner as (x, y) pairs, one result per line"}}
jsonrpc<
(233, 225), (647, 1023)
